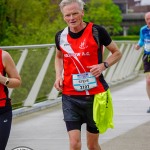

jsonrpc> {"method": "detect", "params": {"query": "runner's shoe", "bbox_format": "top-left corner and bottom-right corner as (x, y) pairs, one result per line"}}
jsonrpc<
(147, 107), (150, 113)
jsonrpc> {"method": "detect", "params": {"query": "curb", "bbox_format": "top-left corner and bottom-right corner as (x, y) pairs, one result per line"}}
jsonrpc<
(12, 97), (62, 118)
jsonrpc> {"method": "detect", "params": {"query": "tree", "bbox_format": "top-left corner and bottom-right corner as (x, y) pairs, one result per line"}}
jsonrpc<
(0, 0), (63, 45)
(0, 0), (8, 41)
(84, 0), (122, 35)
(0, 0), (123, 46)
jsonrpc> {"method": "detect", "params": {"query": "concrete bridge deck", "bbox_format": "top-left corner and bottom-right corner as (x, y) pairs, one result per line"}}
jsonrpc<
(6, 74), (150, 150)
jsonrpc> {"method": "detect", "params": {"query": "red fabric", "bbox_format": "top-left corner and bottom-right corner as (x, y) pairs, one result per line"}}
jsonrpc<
(0, 49), (7, 106)
(0, 100), (6, 107)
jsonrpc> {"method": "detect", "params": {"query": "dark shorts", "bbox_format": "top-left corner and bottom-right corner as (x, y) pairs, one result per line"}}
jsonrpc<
(62, 94), (99, 133)
(0, 110), (12, 150)
(143, 54), (150, 73)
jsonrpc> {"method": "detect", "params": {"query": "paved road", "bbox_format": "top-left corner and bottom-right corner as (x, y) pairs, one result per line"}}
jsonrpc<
(6, 74), (150, 150)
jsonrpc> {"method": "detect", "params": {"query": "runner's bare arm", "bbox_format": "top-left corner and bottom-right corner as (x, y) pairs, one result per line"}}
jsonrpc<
(87, 41), (122, 78)
(54, 49), (64, 91)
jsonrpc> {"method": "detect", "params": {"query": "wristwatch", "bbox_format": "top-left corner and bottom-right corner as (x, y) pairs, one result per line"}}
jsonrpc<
(103, 62), (109, 68)
(4, 77), (9, 86)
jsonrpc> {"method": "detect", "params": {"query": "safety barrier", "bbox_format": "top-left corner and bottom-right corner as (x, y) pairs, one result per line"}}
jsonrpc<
(0, 41), (143, 107)
(103, 41), (143, 86)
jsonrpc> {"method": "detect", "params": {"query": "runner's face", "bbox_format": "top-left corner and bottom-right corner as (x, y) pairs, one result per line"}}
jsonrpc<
(62, 2), (84, 30)
(145, 13), (150, 28)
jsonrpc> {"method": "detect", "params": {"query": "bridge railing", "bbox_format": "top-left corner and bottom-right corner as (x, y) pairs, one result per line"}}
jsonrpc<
(0, 41), (143, 108)
(103, 41), (143, 86)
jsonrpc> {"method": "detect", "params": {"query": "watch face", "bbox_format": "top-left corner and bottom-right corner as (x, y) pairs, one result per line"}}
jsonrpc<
(5, 78), (9, 85)
(104, 62), (109, 68)
(6, 80), (9, 85)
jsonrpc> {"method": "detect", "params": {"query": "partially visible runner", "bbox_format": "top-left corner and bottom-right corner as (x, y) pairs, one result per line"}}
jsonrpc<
(54, 0), (122, 150)
(0, 49), (21, 150)
(135, 12), (150, 113)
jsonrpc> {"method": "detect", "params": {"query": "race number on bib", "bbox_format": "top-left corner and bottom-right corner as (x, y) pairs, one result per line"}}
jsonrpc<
(72, 72), (97, 91)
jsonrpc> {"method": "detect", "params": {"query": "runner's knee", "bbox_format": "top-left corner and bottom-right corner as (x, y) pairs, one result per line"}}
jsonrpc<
(70, 139), (81, 149)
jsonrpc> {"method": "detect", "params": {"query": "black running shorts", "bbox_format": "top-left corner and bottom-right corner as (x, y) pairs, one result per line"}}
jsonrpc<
(0, 110), (12, 150)
(143, 54), (150, 73)
(62, 94), (99, 133)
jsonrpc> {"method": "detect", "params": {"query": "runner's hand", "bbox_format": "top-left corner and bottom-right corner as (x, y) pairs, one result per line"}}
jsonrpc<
(54, 77), (63, 91)
(87, 64), (105, 78)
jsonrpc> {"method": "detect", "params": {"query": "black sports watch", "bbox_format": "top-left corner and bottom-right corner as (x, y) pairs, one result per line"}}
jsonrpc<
(4, 77), (9, 86)
(103, 62), (109, 68)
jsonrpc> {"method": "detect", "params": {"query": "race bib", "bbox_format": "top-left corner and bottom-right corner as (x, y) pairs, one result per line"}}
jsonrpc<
(72, 72), (97, 91)
(145, 43), (150, 52)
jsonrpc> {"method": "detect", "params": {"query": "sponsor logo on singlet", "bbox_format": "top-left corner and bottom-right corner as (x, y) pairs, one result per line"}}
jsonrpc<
(79, 38), (88, 49)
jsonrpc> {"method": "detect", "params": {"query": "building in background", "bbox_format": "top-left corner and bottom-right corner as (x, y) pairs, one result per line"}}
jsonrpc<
(113, 0), (150, 13)
(113, 0), (150, 35)
(129, 0), (150, 12)
(113, 0), (128, 14)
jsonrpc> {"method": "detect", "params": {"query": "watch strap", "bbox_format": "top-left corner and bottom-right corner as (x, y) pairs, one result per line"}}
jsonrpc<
(103, 62), (109, 68)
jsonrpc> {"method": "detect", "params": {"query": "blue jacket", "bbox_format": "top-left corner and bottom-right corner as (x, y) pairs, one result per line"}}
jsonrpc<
(138, 25), (150, 55)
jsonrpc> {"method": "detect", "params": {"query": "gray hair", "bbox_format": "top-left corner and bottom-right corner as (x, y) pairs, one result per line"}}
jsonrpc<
(145, 12), (150, 18)
(59, 0), (85, 12)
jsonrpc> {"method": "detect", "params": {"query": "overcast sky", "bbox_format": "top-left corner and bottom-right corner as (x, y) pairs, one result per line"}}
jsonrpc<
(141, 0), (150, 6)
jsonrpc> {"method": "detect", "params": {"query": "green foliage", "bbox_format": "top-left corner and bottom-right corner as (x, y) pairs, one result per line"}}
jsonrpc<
(128, 25), (141, 35)
(0, 0), (123, 46)
(84, 0), (122, 35)
(0, 0), (8, 41)
(0, 0), (63, 46)
(112, 35), (139, 41)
